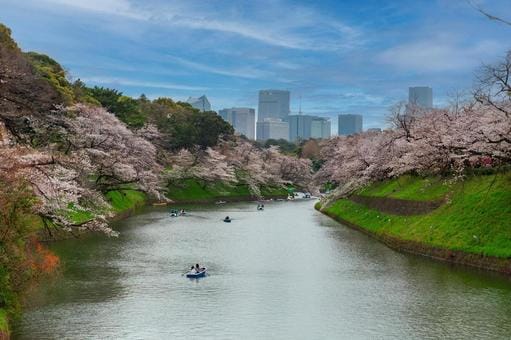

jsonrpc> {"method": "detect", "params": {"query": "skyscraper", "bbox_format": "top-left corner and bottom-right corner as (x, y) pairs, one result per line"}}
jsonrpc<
(311, 117), (331, 139)
(288, 115), (331, 141)
(408, 87), (433, 109)
(186, 95), (211, 112)
(338, 114), (363, 136)
(288, 115), (314, 142)
(218, 107), (256, 140)
(256, 118), (289, 142)
(258, 90), (290, 122)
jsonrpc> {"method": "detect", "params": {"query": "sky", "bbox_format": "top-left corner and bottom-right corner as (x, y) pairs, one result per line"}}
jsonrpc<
(1, 0), (510, 131)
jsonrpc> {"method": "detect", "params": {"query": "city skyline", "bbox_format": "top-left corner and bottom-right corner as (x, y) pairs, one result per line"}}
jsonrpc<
(219, 107), (256, 140)
(2, 0), (508, 130)
(338, 114), (363, 136)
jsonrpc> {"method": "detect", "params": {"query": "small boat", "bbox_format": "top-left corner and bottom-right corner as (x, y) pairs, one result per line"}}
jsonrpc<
(186, 268), (207, 278)
(223, 216), (232, 223)
(257, 205), (264, 211)
(216, 200), (227, 205)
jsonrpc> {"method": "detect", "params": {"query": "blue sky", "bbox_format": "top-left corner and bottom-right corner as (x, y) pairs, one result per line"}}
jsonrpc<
(1, 0), (510, 130)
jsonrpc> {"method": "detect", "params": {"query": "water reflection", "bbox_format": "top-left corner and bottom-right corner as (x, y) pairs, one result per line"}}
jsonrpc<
(14, 200), (511, 339)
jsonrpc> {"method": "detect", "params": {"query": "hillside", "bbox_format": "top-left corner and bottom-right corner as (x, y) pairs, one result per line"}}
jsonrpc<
(317, 172), (511, 271)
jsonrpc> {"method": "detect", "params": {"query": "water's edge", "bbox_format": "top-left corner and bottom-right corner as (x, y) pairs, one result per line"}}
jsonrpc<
(316, 205), (511, 275)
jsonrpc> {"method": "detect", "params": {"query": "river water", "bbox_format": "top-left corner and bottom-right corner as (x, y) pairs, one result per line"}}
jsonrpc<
(14, 200), (511, 339)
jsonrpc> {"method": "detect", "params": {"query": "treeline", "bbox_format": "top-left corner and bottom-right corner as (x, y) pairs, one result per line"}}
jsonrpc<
(24, 51), (234, 151)
(315, 51), (511, 202)
(0, 23), (312, 236)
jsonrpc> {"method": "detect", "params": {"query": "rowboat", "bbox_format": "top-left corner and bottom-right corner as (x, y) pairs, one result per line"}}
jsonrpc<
(186, 268), (207, 278)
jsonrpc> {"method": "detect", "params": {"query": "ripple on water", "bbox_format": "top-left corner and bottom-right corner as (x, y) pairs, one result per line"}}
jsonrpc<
(13, 201), (511, 339)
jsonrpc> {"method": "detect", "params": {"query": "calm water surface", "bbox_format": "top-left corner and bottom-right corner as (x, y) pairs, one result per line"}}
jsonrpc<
(14, 200), (511, 339)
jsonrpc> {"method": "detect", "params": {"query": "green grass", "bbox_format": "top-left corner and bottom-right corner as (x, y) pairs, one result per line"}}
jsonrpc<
(105, 189), (147, 212)
(166, 179), (287, 202)
(356, 175), (452, 201)
(65, 203), (94, 224)
(0, 308), (8, 334)
(323, 172), (511, 258)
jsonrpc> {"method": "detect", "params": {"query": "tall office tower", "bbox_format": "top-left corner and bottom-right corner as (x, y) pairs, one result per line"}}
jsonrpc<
(186, 95), (211, 112)
(218, 107), (256, 140)
(256, 118), (289, 141)
(408, 87), (433, 109)
(338, 114), (363, 136)
(311, 117), (331, 139)
(258, 90), (290, 121)
(288, 115), (314, 142)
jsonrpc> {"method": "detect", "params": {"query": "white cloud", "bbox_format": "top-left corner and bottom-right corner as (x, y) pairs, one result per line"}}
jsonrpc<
(377, 37), (502, 72)
(166, 55), (274, 80)
(37, 0), (363, 51)
(81, 76), (208, 91)
(45, 0), (145, 19)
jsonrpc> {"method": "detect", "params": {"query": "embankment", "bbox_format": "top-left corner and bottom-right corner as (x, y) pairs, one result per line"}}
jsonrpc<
(0, 188), (146, 338)
(317, 172), (511, 274)
(166, 179), (288, 204)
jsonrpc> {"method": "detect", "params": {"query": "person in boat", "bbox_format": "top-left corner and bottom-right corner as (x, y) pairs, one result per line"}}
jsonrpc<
(224, 216), (230, 221)
(189, 265), (196, 274)
(195, 264), (202, 272)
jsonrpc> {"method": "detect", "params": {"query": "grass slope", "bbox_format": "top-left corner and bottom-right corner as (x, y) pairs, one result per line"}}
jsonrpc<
(167, 179), (287, 202)
(322, 172), (511, 258)
(356, 174), (451, 201)
(105, 189), (147, 212)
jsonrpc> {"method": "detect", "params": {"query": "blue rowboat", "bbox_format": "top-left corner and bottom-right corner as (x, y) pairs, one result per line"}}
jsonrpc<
(186, 268), (207, 278)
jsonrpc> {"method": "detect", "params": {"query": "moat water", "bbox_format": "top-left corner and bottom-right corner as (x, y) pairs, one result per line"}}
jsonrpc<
(14, 200), (511, 339)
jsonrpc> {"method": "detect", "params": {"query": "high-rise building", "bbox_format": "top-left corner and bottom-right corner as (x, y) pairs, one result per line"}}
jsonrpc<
(288, 115), (314, 142)
(288, 115), (331, 141)
(218, 107), (256, 140)
(311, 117), (331, 139)
(338, 114), (363, 136)
(258, 90), (290, 122)
(408, 87), (433, 109)
(186, 95), (211, 112)
(256, 118), (289, 142)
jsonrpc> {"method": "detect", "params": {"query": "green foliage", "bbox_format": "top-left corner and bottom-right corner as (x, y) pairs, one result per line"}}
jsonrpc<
(24, 52), (75, 104)
(0, 177), (41, 328)
(162, 109), (234, 150)
(70, 79), (101, 105)
(323, 172), (511, 258)
(262, 139), (299, 154)
(0, 23), (19, 51)
(312, 159), (324, 172)
(87, 87), (146, 128)
(167, 178), (286, 202)
(0, 308), (8, 333)
(105, 190), (147, 212)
